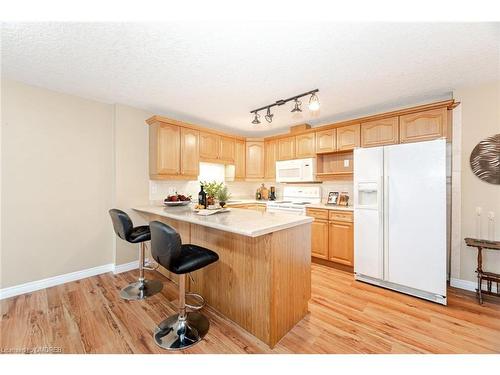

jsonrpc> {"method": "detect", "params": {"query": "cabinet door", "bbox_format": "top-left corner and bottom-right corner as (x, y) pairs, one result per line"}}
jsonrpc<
(264, 140), (277, 179)
(180, 127), (199, 176)
(246, 141), (265, 178)
(234, 140), (246, 179)
(154, 123), (180, 175)
(199, 132), (220, 159)
(399, 108), (448, 143)
(315, 129), (336, 153)
(361, 117), (399, 147)
(336, 124), (361, 151)
(295, 133), (316, 158)
(311, 219), (329, 260)
(219, 136), (235, 162)
(328, 220), (354, 266)
(277, 136), (296, 160)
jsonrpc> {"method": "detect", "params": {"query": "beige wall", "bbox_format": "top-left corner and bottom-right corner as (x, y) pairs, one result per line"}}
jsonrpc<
(1, 79), (114, 288)
(454, 81), (500, 282)
(113, 104), (152, 265)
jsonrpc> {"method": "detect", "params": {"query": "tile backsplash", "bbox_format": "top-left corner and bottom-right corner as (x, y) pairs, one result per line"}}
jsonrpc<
(150, 179), (353, 204)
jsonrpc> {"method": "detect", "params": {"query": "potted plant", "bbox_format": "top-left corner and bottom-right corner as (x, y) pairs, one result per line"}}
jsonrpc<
(216, 186), (231, 208)
(201, 181), (224, 207)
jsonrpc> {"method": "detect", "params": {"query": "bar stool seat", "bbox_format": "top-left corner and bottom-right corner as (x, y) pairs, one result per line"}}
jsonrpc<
(149, 220), (219, 350)
(109, 209), (163, 300)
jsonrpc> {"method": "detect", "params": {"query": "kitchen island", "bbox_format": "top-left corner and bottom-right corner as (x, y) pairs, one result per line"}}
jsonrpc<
(133, 205), (313, 348)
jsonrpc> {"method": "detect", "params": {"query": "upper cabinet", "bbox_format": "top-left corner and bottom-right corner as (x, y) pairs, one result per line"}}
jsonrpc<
(264, 139), (278, 179)
(278, 136), (296, 160)
(234, 139), (246, 180)
(315, 129), (336, 154)
(246, 140), (265, 178)
(180, 127), (199, 176)
(199, 132), (220, 160)
(199, 132), (236, 163)
(295, 133), (316, 158)
(399, 108), (448, 144)
(361, 116), (399, 148)
(219, 136), (235, 162)
(150, 123), (181, 177)
(336, 124), (361, 151)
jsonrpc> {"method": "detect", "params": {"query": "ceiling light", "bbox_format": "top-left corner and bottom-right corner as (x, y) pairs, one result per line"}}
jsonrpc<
(251, 113), (261, 124)
(265, 107), (274, 123)
(291, 99), (302, 113)
(308, 92), (320, 111)
(249, 89), (318, 125)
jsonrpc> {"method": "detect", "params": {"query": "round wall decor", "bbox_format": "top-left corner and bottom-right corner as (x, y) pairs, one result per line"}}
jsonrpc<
(470, 134), (500, 185)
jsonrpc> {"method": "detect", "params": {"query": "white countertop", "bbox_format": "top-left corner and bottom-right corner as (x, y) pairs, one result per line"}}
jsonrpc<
(133, 204), (313, 237)
(305, 203), (354, 211)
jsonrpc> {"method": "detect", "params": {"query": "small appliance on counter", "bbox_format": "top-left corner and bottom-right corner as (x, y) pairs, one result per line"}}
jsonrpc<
(269, 186), (277, 201)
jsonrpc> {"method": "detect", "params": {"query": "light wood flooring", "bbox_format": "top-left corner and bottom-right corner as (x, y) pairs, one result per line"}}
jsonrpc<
(1, 264), (499, 353)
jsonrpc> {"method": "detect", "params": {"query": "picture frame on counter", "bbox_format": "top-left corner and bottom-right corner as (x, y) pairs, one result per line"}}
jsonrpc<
(327, 192), (339, 205)
(338, 192), (350, 206)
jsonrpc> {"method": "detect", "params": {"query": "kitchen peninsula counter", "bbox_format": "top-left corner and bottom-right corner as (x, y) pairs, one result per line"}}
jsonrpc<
(133, 204), (312, 348)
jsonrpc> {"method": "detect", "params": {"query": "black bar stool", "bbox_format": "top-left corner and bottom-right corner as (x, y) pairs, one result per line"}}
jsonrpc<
(109, 209), (163, 300)
(149, 220), (219, 350)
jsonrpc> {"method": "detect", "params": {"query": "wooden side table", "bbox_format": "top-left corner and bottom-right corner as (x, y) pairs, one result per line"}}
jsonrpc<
(464, 238), (500, 304)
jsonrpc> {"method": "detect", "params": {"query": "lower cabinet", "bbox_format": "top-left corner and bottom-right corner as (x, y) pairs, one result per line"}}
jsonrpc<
(311, 219), (329, 259)
(328, 220), (354, 266)
(306, 208), (354, 269)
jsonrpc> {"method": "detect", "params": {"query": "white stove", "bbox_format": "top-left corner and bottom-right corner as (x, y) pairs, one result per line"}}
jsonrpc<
(266, 186), (321, 215)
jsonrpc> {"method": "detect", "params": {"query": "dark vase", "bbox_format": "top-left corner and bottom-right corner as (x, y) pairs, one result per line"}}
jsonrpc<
(219, 201), (226, 208)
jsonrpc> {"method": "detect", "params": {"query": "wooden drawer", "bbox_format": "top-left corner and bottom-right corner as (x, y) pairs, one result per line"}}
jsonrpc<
(306, 208), (329, 220)
(328, 211), (353, 222)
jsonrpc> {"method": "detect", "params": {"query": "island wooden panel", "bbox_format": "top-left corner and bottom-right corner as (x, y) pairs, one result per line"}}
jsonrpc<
(188, 223), (311, 348)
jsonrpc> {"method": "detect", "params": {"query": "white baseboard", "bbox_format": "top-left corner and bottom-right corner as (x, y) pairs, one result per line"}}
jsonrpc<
(450, 277), (498, 293)
(113, 260), (139, 274)
(0, 263), (114, 300)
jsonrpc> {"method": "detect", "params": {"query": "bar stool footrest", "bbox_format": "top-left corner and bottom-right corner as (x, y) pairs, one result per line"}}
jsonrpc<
(185, 292), (206, 310)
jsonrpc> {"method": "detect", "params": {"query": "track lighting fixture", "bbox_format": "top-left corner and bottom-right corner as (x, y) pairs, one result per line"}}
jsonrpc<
(265, 107), (274, 123)
(308, 92), (320, 111)
(291, 99), (302, 113)
(251, 113), (261, 124)
(250, 89), (319, 125)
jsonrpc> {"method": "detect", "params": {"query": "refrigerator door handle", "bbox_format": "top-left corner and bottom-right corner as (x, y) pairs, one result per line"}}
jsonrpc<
(383, 174), (389, 280)
(378, 175), (384, 279)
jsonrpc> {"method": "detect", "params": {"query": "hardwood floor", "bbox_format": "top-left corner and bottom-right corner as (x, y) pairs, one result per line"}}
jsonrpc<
(1, 264), (500, 354)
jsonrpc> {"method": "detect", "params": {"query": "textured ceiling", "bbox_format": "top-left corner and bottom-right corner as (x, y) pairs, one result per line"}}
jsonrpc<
(2, 22), (499, 136)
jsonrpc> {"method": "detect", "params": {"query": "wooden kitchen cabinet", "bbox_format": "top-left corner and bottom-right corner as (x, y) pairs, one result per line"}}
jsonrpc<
(306, 208), (354, 269)
(336, 124), (361, 151)
(311, 219), (329, 260)
(361, 116), (399, 147)
(180, 127), (199, 176)
(219, 136), (235, 162)
(264, 139), (278, 179)
(295, 133), (316, 158)
(199, 132), (220, 160)
(278, 136), (296, 160)
(149, 123), (181, 177)
(399, 108), (448, 143)
(315, 129), (336, 153)
(234, 139), (246, 180)
(328, 220), (354, 266)
(246, 140), (265, 178)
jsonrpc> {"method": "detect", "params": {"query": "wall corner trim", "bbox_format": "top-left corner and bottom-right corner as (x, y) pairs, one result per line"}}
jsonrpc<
(450, 277), (498, 294)
(113, 260), (139, 274)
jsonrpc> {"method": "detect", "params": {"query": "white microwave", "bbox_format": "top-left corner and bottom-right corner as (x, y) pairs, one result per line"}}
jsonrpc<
(276, 158), (316, 183)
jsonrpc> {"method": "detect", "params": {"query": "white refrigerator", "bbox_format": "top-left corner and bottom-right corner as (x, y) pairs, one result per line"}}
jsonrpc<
(354, 139), (447, 305)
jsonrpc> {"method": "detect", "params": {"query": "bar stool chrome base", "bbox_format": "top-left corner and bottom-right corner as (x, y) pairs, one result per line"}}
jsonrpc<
(120, 279), (163, 301)
(153, 312), (209, 350)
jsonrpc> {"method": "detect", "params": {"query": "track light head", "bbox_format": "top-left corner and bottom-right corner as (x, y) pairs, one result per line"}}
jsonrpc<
(265, 107), (273, 123)
(291, 99), (302, 113)
(308, 92), (320, 111)
(251, 112), (261, 124)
